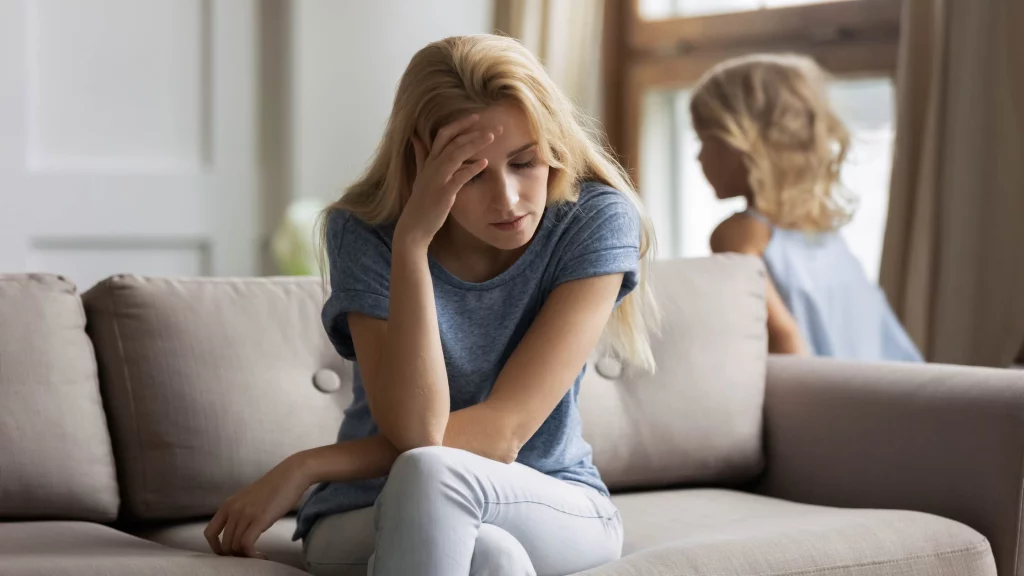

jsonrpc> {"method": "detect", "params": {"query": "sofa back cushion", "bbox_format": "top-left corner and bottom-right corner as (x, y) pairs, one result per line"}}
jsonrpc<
(580, 255), (768, 491)
(84, 276), (351, 520)
(0, 274), (120, 521)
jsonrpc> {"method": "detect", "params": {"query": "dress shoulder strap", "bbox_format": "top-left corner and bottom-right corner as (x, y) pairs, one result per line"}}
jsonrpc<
(741, 207), (773, 227)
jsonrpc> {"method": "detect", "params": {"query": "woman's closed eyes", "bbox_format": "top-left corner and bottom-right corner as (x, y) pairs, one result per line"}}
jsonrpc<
(466, 157), (539, 185)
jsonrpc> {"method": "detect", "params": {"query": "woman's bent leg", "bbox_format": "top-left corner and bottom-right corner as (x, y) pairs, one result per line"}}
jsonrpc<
(470, 524), (536, 576)
(371, 446), (622, 576)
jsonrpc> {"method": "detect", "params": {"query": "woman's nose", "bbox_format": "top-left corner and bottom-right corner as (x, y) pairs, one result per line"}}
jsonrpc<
(494, 175), (519, 208)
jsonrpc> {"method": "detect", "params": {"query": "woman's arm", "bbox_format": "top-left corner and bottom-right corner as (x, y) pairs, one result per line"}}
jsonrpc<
(347, 272), (625, 466)
(710, 214), (808, 355)
(366, 115), (496, 452)
(369, 241), (450, 451)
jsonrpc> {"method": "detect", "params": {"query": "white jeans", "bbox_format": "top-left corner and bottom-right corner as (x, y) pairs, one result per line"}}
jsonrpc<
(305, 446), (623, 576)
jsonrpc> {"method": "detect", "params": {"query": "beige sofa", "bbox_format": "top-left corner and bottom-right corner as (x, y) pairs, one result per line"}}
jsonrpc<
(2, 255), (1022, 576)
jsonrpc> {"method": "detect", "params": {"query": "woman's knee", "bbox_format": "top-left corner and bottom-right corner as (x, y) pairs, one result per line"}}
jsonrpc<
(389, 445), (462, 482)
(471, 524), (536, 576)
(378, 446), (467, 505)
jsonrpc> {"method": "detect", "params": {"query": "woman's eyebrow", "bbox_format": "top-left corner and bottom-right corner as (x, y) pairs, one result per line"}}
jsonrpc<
(506, 142), (537, 159)
(467, 142), (537, 164)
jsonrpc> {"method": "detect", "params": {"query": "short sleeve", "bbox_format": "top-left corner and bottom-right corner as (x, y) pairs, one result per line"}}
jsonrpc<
(320, 209), (392, 360)
(552, 185), (642, 304)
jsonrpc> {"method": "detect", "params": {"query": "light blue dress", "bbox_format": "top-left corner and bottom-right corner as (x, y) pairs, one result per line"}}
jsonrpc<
(744, 208), (923, 362)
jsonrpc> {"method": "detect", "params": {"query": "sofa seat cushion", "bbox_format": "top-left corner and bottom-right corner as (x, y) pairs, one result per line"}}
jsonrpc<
(0, 521), (309, 576)
(578, 489), (996, 575)
(134, 516), (304, 570)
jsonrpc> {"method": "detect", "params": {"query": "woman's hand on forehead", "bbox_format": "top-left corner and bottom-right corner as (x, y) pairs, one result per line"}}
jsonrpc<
(396, 114), (502, 248)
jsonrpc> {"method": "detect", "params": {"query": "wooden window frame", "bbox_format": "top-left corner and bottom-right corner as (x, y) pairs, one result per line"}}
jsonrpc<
(603, 0), (903, 188)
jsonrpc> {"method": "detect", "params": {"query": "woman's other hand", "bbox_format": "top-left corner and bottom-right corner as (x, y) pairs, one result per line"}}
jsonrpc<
(395, 114), (501, 248)
(203, 455), (311, 559)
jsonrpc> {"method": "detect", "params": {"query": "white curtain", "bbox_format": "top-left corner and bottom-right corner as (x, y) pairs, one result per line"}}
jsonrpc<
(880, 0), (1024, 366)
(494, 0), (606, 121)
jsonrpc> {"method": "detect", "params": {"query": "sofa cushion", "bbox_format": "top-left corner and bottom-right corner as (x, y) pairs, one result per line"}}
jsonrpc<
(0, 274), (119, 521)
(83, 276), (351, 520)
(0, 521), (308, 575)
(581, 255), (767, 491)
(578, 489), (996, 575)
(135, 516), (304, 570)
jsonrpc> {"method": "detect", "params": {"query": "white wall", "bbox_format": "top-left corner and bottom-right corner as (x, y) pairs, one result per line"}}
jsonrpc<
(291, 0), (493, 202)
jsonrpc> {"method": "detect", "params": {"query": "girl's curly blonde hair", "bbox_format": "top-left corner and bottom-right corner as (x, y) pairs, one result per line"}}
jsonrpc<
(690, 53), (855, 232)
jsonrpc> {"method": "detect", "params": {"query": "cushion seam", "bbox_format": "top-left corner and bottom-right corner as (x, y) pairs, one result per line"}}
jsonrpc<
(756, 542), (992, 576)
(108, 282), (147, 517)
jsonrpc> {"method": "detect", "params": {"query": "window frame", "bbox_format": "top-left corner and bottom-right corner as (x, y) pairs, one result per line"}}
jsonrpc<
(602, 0), (904, 187)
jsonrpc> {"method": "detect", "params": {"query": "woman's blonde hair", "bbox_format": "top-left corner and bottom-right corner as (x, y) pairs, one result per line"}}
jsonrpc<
(316, 34), (660, 371)
(690, 53), (854, 231)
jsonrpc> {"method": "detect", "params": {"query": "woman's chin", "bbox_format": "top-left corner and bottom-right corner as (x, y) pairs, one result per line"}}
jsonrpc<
(482, 219), (538, 251)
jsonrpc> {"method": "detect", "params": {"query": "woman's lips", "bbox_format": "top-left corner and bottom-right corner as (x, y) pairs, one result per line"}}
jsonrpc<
(490, 215), (528, 231)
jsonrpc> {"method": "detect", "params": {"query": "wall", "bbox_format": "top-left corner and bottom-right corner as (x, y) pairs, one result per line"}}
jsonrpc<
(291, 0), (494, 203)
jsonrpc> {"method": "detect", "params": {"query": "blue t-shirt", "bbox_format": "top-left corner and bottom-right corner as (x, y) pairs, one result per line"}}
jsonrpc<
(292, 181), (641, 541)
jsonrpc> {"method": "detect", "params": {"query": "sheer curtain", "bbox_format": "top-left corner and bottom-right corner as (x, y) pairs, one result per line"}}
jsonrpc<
(881, 0), (1024, 366)
(493, 0), (605, 120)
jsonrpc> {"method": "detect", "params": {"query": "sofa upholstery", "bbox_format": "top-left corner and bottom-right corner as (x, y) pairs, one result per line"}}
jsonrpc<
(0, 522), (308, 576)
(0, 257), (1019, 576)
(582, 489), (994, 576)
(82, 275), (352, 520)
(135, 516), (306, 570)
(0, 274), (119, 522)
(759, 356), (1024, 575)
(580, 254), (768, 491)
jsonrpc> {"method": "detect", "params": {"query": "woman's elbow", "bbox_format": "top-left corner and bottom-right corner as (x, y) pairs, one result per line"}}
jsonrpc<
(386, 430), (444, 454)
(378, 415), (447, 454)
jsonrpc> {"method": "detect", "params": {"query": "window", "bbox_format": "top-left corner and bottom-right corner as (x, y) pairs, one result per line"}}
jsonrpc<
(603, 0), (902, 281)
(640, 0), (850, 20)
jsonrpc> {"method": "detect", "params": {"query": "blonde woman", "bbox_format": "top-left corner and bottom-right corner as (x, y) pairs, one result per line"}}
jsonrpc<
(204, 34), (658, 575)
(691, 53), (921, 362)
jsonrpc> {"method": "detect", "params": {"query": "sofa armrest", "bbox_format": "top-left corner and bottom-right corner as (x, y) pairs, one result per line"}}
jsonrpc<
(758, 356), (1024, 576)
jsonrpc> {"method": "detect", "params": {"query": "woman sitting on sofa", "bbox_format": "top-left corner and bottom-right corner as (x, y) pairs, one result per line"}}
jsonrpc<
(203, 34), (659, 576)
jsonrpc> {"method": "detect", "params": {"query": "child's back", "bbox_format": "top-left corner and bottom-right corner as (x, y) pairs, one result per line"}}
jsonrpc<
(691, 53), (922, 361)
(745, 208), (921, 361)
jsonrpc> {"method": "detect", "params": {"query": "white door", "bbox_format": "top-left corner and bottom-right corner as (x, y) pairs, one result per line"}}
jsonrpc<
(0, 0), (261, 292)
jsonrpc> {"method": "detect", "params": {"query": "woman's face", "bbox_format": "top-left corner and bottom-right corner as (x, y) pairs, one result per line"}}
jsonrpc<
(445, 104), (550, 251)
(697, 131), (751, 200)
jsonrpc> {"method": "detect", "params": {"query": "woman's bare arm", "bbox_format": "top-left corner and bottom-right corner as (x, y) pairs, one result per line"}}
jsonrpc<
(369, 241), (451, 452)
(329, 273), (625, 474)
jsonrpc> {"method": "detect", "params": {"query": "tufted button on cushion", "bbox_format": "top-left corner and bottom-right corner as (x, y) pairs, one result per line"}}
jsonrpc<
(313, 368), (342, 393)
(595, 356), (623, 380)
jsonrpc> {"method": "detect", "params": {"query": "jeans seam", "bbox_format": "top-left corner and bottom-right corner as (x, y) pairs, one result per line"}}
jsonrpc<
(483, 498), (618, 520)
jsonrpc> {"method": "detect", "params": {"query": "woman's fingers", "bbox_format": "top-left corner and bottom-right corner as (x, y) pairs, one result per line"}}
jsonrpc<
(221, 512), (241, 556)
(239, 518), (268, 559)
(442, 128), (500, 177)
(429, 113), (480, 158)
(448, 159), (488, 192)
(203, 508), (228, 555)
(231, 515), (254, 556)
